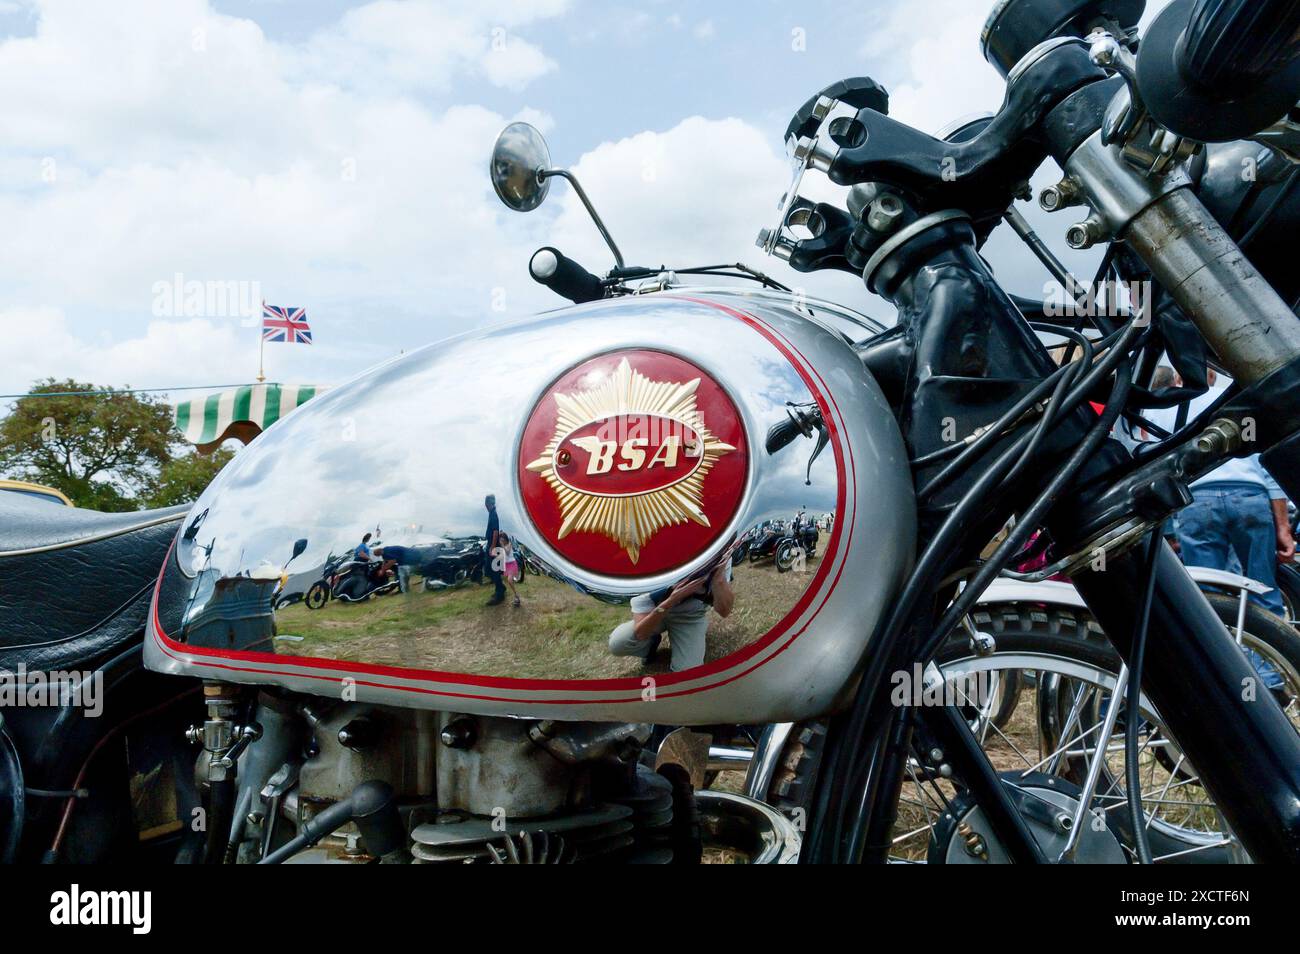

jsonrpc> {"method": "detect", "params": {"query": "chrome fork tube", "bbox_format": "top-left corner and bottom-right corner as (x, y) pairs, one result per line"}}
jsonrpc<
(1124, 186), (1300, 385)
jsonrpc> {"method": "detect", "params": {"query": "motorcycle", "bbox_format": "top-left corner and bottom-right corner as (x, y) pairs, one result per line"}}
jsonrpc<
(331, 558), (400, 603)
(774, 520), (819, 573)
(744, 520), (787, 564)
(419, 538), (486, 589)
(6, 0), (1300, 865)
(304, 554), (348, 610)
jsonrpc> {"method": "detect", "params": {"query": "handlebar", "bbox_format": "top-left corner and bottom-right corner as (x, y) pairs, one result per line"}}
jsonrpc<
(528, 246), (604, 304)
(765, 414), (806, 455)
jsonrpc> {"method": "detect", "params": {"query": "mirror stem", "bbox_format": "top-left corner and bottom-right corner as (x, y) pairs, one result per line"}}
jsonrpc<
(540, 169), (625, 269)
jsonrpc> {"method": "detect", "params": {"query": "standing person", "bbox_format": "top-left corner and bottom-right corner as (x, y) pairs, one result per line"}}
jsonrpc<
(1148, 372), (1293, 694)
(483, 494), (507, 607)
(1152, 373), (1296, 621)
(377, 544), (413, 594)
(497, 533), (522, 608)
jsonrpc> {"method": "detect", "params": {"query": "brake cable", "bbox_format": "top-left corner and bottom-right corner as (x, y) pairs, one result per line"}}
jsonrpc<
(1125, 530), (1162, 865)
(819, 328), (1143, 861)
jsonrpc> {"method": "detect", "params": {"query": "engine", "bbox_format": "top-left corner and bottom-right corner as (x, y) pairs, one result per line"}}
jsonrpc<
(199, 687), (798, 864)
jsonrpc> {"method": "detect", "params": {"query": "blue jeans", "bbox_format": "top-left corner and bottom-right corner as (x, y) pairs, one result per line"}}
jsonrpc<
(1175, 484), (1284, 689)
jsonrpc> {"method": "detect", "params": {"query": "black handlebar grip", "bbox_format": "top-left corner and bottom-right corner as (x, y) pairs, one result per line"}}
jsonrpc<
(766, 414), (805, 455)
(1138, 0), (1300, 141)
(529, 246), (604, 304)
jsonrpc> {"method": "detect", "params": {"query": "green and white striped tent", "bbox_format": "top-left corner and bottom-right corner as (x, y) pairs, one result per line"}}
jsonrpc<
(173, 383), (324, 453)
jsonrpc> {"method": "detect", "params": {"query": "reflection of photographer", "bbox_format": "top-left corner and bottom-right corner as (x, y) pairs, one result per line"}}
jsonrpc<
(608, 560), (735, 672)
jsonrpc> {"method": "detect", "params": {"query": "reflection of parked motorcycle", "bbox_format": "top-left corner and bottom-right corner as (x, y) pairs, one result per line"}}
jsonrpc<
(775, 523), (819, 573)
(746, 521), (786, 564)
(421, 539), (485, 589)
(333, 559), (400, 603)
(304, 554), (347, 610)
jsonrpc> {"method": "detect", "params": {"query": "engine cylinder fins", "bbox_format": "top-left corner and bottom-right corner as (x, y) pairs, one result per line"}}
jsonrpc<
(487, 830), (576, 864)
(409, 804), (641, 864)
(604, 766), (677, 859)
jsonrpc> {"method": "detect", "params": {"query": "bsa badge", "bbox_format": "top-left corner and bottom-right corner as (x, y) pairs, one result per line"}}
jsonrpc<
(519, 350), (748, 576)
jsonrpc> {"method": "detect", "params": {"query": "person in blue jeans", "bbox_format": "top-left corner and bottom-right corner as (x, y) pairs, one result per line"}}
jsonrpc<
(1152, 372), (1296, 690)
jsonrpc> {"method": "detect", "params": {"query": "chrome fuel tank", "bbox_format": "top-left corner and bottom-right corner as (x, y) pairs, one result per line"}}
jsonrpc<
(147, 290), (915, 724)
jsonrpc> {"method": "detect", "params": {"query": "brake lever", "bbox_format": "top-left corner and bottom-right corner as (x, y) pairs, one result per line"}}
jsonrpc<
(805, 426), (830, 486)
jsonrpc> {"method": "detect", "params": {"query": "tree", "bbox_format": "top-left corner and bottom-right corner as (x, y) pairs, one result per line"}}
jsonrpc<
(145, 447), (235, 508)
(0, 379), (178, 511)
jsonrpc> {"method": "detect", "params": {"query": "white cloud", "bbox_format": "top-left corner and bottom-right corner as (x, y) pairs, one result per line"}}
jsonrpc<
(293, 0), (566, 95)
(1, 308), (249, 393)
(0, 0), (572, 394)
(542, 115), (860, 304)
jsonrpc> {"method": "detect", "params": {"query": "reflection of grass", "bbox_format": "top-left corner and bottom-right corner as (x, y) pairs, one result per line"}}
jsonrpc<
(272, 558), (817, 681)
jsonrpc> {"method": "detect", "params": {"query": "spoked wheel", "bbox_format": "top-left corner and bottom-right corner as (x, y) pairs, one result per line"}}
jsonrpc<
(1274, 562), (1300, 629)
(897, 598), (1300, 863)
(761, 598), (1300, 863)
(775, 541), (797, 573)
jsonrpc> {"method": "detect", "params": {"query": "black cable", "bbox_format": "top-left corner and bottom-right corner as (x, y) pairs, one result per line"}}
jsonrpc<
(816, 323), (1145, 860)
(918, 357), (1134, 665)
(993, 326), (1095, 493)
(1125, 531), (1162, 865)
(829, 319), (1145, 859)
(916, 326), (1121, 499)
(672, 263), (792, 291)
(910, 366), (1068, 472)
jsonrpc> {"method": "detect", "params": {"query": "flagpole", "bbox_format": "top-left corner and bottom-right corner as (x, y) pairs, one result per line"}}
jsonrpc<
(257, 299), (266, 382)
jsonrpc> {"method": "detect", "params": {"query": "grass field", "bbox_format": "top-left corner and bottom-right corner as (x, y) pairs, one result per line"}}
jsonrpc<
(274, 556), (817, 679)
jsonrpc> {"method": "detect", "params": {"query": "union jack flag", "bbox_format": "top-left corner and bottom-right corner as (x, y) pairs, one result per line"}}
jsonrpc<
(261, 304), (312, 344)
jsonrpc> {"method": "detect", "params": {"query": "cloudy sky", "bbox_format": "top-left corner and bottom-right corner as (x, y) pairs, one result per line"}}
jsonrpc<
(0, 0), (1169, 404)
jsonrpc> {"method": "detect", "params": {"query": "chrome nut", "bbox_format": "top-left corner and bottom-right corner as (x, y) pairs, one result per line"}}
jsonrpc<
(1065, 215), (1105, 250)
(1039, 178), (1081, 212)
(866, 194), (904, 233)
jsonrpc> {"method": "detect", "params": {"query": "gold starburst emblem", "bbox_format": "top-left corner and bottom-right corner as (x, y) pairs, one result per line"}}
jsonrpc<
(526, 358), (736, 563)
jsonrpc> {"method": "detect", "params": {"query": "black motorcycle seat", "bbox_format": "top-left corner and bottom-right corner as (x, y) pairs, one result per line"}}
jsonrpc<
(0, 493), (188, 672)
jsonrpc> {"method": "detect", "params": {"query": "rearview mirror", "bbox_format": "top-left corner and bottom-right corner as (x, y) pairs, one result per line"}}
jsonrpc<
(490, 122), (552, 212)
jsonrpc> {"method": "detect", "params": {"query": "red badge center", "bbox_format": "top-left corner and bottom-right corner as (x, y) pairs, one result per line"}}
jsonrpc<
(518, 351), (748, 577)
(553, 414), (704, 497)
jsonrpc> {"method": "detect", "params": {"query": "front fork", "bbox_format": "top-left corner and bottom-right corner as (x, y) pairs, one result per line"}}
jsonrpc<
(1054, 135), (1300, 862)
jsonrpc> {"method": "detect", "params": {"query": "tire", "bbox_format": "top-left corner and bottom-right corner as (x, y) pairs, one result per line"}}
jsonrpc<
(1273, 562), (1300, 628)
(760, 605), (1100, 817)
(775, 541), (796, 573)
(305, 581), (330, 610)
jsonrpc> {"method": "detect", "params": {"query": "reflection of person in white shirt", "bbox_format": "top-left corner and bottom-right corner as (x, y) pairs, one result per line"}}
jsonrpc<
(608, 563), (735, 672)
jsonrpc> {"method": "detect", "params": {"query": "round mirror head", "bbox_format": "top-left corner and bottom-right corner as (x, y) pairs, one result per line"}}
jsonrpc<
(490, 122), (552, 212)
